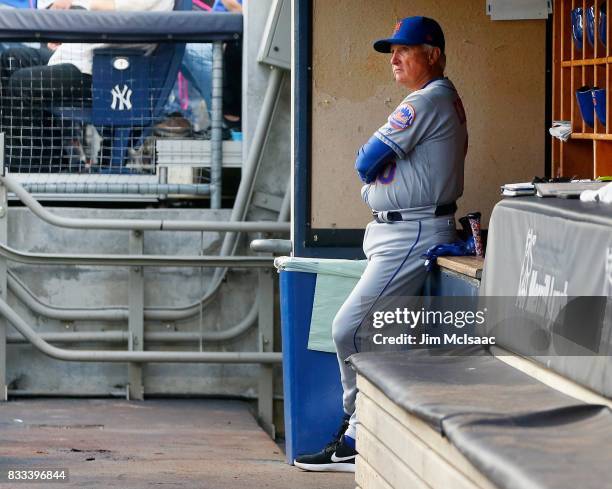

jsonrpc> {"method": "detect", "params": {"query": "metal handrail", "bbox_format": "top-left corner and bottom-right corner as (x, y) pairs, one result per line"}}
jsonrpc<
(0, 71), (289, 323)
(0, 65), (289, 372)
(6, 314), (258, 343)
(0, 242), (273, 267)
(8, 271), (128, 321)
(8, 267), (261, 324)
(7, 271), (259, 336)
(19, 182), (212, 196)
(250, 239), (292, 254)
(0, 175), (289, 233)
(0, 297), (281, 364)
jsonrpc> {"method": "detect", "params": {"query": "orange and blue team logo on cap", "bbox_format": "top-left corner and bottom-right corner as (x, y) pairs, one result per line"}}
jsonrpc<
(388, 102), (416, 130)
(393, 20), (403, 35)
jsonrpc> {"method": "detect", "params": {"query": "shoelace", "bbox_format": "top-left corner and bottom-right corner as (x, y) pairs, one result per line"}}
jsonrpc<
(323, 418), (350, 452)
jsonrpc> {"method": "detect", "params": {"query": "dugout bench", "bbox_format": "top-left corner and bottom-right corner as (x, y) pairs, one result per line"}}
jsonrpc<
(350, 197), (612, 489)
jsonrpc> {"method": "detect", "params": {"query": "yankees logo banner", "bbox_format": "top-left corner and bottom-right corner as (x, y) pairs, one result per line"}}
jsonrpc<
(110, 84), (133, 111)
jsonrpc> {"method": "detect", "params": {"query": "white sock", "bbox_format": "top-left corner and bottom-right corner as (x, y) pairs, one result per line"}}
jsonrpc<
(344, 423), (357, 440)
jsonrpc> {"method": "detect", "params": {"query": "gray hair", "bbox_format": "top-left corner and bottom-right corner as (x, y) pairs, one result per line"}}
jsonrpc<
(423, 44), (446, 73)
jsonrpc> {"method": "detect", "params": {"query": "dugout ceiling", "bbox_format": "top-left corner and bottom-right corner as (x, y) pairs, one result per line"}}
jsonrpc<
(294, 0), (548, 256)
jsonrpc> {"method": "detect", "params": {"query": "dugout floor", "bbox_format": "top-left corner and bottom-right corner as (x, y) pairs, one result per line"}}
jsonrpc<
(0, 398), (353, 489)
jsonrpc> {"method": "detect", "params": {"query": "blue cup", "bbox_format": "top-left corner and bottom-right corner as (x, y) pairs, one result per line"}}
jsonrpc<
(576, 86), (595, 127)
(587, 6), (595, 47)
(592, 88), (606, 125)
(572, 7), (584, 50)
(600, 3), (607, 47)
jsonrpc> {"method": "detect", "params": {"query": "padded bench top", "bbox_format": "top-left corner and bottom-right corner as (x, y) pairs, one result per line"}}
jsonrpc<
(350, 349), (612, 489)
(350, 348), (582, 430)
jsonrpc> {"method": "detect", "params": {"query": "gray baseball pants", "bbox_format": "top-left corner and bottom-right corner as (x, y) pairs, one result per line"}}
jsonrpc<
(332, 215), (456, 439)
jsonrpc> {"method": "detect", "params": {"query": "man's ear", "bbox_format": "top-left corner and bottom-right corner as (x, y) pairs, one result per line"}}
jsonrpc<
(429, 47), (441, 66)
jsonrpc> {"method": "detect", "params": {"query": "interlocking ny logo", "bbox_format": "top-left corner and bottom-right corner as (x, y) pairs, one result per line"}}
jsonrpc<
(110, 84), (133, 111)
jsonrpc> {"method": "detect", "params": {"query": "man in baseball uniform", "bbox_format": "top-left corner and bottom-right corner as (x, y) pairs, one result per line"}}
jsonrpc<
(294, 16), (468, 472)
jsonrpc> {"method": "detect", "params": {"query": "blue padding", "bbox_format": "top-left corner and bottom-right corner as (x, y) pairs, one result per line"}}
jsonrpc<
(0, 0), (31, 8)
(279, 271), (345, 464)
(355, 135), (395, 183)
(91, 49), (150, 126)
(0, 10), (241, 42)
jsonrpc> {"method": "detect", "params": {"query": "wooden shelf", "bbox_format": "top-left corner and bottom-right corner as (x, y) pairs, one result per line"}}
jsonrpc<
(553, 0), (612, 178)
(571, 133), (612, 140)
(562, 58), (609, 67)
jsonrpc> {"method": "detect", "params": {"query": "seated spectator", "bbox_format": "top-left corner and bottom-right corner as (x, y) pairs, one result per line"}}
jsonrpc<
(214, 0), (242, 132)
(161, 43), (213, 135)
(160, 0), (241, 139)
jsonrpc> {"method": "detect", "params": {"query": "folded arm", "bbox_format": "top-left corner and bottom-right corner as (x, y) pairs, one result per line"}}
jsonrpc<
(355, 135), (396, 184)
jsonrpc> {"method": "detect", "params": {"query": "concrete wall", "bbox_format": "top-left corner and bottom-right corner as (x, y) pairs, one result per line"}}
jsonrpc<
(5, 207), (268, 397)
(309, 0), (547, 228)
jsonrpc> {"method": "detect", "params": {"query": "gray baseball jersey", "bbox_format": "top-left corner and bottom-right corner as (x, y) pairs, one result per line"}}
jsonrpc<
(361, 78), (468, 212)
(333, 78), (467, 440)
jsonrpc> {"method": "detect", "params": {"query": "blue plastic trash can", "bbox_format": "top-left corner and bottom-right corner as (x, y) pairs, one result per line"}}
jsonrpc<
(279, 270), (345, 464)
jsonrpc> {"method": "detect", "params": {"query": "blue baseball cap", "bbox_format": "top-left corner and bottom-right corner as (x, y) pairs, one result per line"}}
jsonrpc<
(373, 16), (445, 54)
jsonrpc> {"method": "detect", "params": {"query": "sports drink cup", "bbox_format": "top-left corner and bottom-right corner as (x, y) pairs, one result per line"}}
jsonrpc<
(467, 212), (484, 257)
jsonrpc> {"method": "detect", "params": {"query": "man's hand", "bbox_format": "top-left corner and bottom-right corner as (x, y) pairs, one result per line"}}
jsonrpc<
(49, 0), (73, 9)
(47, 42), (62, 51)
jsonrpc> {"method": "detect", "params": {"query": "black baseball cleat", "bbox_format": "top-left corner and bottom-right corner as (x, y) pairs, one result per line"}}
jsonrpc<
(293, 435), (357, 473)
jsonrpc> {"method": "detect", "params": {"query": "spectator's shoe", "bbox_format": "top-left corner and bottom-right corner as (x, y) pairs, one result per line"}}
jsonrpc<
(293, 435), (357, 473)
(223, 116), (241, 131)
